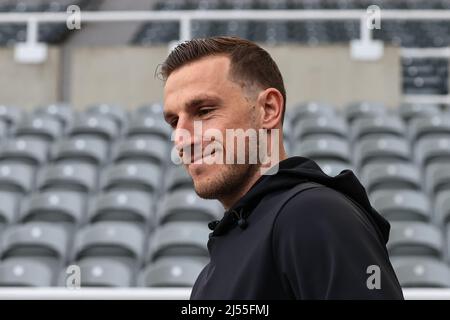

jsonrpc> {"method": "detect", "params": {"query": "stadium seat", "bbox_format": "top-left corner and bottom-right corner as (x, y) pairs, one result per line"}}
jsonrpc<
(0, 222), (70, 270)
(68, 113), (119, 143)
(139, 257), (207, 287)
(398, 103), (441, 122)
(127, 115), (172, 141)
(360, 162), (422, 193)
(33, 103), (73, 129)
(290, 102), (336, 125)
(112, 137), (168, 167)
(85, 104), (128, 134)
(414, 136), (450, 168)
(391, 257), (450, 288)
(408, 115), (450, 142)
(350, 116), (406, 141)
(388, 222), (444, 257)
(157, 189), (222, 224)
(101, 162), (161, 194)
(61, 257), (134, 287)
(370, 189), (432, 222)
(0, 257), (54, 287)
(88, 190), (154, 226)
(293, 137), (351, 163)
(344, 102), (387, 123)
(353, 136), (411, 168)
(51, 137), (108, 166)
(293, 116), (348, 141)
(147, 222), (210, 262)
(0, 163), (34, 194)
(14, 114), (62, 144)
(19, 190), (85, 225)
(37, 163), (97, 193)
(73, 222), (145, 268)
(0, 138), (48, 167)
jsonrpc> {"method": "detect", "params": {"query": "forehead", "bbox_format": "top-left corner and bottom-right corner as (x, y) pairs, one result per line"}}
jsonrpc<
(163, 55), (237, 109)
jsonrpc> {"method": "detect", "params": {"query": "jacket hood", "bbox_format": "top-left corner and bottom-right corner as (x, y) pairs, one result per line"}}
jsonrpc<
(210, 156), (390, 244)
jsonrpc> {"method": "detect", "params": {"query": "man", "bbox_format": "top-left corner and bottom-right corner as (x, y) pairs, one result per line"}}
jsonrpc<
(161, 36), (404, 299)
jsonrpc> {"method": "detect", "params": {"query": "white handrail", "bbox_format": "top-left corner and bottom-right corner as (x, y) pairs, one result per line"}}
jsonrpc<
(0, 287), (447, 300)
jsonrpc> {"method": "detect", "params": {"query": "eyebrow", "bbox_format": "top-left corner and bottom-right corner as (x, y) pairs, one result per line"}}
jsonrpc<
(163, 94), (223, 122)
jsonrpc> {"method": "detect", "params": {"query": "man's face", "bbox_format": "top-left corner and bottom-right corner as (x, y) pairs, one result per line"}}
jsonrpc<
(163, 55), (261, 200)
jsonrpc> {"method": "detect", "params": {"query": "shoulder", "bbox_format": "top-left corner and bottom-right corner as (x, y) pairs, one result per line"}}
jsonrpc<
(273, 185), (373, 243)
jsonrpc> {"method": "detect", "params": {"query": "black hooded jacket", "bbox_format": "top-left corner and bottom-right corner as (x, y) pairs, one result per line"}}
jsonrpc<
(190, 156), (404, 300)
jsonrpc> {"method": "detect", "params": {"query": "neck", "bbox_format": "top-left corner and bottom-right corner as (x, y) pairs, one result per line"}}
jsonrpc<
(220, 147), (288, 210)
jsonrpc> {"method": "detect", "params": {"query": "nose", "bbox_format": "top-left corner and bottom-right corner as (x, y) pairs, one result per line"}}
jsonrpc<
(172, 117), (202, 162)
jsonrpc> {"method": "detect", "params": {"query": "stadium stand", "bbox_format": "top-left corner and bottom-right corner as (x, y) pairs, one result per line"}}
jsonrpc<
(0, 102), (447, 290)
(0, 0), (449, 300)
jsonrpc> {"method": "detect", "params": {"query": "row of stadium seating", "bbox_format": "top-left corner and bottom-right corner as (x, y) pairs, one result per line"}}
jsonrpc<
(0, 102), (449, 287)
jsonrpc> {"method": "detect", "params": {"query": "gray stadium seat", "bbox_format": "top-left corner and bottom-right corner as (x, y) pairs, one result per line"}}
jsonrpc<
(134, 103), (164, 118)
(19, 190), (85, 224)
(15, 115), (62, 143)
(399, 103), (441, 122)
(147, 222), (210, 262)
(0, 191), (19, 225)
(415, 136), (450, 168)
(370, 189), (431, 222)
(350, 116), (406, 141)
(361, 162), (422, 193)
(0, 163), (34, 194)
(293, 137), (351, 163)
(51, 137), (108, 166)
(86, 104), (128, 133)
(344, 101), (387, 123)
(112, 137), (168, 166)
(101, 163), (160, 194)
(127, 115), (171, 141)
(354, 136), (411, 168)
(290, 102), (336, 124)
(0, 138), (48, 166)
(0, 257), (54, 287)
(88, 190), (154, 225)
(139, 257), (206, 287)
(388, 222), (444, 257)
(33, 103), (73, 129)
(293, 116), (348, 141)
(425, 162), (450, 196)
(69, 114), (119, 143)
(157, 189), (222, 224)
(408, 115), (450, 141)
(0, 105), (23, 129)
(62, 258), (133, 287)
(165, 165), (193, 191)
(435, 191), (450, 226)
(37, 163), (97, 193)
(391, 257), (450, 288)
(73, 222), (145, 266)
(0, 222), (69, 264)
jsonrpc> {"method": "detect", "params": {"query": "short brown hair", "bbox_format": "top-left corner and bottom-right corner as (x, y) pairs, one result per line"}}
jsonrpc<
(161, 36), (286, 122)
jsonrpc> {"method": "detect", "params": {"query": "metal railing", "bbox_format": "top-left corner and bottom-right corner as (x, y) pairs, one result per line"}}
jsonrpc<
(0, 287), (448, 300)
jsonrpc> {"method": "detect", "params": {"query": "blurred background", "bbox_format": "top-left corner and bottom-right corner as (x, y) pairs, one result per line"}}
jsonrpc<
(0, 0), (449, 299)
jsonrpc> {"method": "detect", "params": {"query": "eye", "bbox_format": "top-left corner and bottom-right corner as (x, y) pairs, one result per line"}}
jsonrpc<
(197, 107), (214, 117)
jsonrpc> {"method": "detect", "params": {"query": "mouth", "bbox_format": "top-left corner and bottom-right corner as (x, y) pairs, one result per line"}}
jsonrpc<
(189, 149), (217, 165)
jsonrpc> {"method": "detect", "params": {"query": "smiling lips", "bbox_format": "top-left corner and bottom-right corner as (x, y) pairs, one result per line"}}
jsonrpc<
(190, 149), (217, 164)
